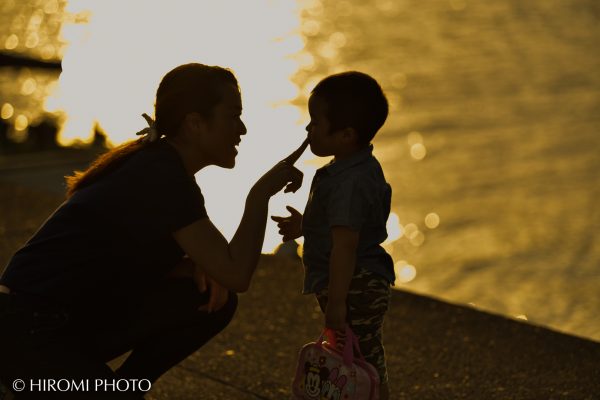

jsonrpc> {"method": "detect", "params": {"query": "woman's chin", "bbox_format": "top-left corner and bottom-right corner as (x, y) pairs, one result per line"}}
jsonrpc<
(217, 156), (236, 169)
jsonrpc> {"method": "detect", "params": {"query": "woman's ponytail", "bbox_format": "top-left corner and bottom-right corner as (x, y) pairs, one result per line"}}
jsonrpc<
(65, 138), (146, 198)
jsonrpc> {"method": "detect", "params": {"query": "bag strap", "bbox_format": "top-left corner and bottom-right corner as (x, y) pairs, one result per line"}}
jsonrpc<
(321, 325), (368, 366)
(317, 329), (332, 347)
(346, 324), (369, 363)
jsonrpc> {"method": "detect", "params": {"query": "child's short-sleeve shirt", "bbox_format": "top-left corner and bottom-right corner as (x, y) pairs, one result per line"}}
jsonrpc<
(301, 145), (395, 294)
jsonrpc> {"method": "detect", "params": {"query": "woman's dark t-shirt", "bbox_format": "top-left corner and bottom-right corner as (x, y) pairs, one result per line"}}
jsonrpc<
(0, 140), (207, 315)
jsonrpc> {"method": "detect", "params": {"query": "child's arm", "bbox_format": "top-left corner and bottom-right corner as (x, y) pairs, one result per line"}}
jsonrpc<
(271, 206), (303, 241)
(326, 225), (359, 331)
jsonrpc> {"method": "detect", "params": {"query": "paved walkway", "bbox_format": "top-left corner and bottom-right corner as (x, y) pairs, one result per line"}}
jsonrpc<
(143, 254), (600, 400)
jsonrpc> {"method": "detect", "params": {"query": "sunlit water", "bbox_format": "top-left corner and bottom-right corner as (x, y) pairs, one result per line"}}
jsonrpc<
(1, 0), (599, 341)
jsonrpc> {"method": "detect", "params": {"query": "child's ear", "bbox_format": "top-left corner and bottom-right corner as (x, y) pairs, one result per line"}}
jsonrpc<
(341, 127), (358, 143)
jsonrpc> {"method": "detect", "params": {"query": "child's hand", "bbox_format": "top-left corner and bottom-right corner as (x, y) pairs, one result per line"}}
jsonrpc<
(271, 206), (303, 242)
(325, 299), (347, 332)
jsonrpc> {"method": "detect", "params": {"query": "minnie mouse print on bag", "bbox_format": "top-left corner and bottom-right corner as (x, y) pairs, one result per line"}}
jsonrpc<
(292, 325), (379, 400)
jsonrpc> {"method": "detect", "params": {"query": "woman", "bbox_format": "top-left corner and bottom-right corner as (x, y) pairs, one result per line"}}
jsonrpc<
(0, 63), (306, 399)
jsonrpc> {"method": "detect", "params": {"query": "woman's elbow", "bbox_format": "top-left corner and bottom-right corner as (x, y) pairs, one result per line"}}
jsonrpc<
(232, 276), (251, 293)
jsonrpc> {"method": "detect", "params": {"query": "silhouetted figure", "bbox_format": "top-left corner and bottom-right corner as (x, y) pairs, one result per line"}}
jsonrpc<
(0, 119), (10, 154)
(0, 63), (305, 399)
(92, 126), (109, 150)
(272, 72), (394, 400)
(28, 117), (59, 151)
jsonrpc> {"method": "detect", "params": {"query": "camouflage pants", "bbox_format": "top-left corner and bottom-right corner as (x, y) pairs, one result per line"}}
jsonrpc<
(315, 268), (391, 384)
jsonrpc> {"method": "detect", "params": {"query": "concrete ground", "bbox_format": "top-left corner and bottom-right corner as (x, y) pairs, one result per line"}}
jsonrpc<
(0, 158), (599, 399)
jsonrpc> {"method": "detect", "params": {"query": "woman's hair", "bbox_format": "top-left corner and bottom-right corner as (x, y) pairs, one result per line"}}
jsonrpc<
(65, 63), (238, 197)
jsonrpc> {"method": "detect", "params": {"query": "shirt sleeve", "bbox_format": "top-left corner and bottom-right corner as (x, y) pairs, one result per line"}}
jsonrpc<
(140, 159), (208, 234)
(326, 177), (373, 231)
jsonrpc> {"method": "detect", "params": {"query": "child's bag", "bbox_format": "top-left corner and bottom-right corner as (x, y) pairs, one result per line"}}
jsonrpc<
(292, 325), (380, 400)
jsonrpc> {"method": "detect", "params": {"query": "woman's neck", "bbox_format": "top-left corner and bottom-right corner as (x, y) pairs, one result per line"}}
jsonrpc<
(165, 138), (209, 176)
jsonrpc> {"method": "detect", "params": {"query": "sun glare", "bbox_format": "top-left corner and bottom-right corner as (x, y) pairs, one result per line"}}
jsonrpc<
(385, 212), (403, 243)
(44, 1), (311, 251)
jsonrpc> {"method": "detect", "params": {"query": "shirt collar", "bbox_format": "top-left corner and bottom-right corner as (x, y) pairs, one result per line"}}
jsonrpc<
(319, 144), (374, 176)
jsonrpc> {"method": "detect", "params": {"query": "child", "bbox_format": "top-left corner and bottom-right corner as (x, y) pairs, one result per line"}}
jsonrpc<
(272, 71), (395, 399)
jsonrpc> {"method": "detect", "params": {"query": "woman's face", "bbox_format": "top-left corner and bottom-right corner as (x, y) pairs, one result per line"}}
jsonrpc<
(198, 84), (247, 168)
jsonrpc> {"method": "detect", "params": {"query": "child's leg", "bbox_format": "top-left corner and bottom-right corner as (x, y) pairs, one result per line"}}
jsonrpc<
(316, 268), (391, 398)
(346, 269), (391, 399)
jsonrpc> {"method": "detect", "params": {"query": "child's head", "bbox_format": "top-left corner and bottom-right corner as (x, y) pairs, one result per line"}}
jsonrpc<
(306, 71), (388, 156)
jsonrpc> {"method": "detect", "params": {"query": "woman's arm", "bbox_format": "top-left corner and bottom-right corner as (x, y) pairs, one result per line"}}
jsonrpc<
(172, 187), (267, 292)
(173, 156), (305, 293)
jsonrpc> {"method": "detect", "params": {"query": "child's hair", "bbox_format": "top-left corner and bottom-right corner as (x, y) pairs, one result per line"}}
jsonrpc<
(311, 71), (388, 146)
(66, 63), (238, 197)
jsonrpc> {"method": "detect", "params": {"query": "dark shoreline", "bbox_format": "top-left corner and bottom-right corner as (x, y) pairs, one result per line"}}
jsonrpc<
(0, 52), (61, 70)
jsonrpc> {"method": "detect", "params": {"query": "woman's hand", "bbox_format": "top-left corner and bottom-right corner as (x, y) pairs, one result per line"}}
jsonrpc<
(194, 265), (229, 313)
(253, 161), (303, 198)
(271, 206), (303, 242)
(252, 139), (308, 198)
(167, 257), (229, 311)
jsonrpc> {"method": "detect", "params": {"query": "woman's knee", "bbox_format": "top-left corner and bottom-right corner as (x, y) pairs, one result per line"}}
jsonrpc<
(197, 292), (238, 334)
(210, 291), (238, 328)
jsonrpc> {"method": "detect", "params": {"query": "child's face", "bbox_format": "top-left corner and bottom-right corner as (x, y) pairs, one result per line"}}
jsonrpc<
(306, 95), (338, 157)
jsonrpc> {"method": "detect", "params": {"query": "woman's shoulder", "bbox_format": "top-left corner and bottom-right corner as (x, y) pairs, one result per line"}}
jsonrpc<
(72, 140), (192, 203)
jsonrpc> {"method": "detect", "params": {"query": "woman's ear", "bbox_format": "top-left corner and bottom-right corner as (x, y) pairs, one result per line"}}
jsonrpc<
(183, 112), (207, 134)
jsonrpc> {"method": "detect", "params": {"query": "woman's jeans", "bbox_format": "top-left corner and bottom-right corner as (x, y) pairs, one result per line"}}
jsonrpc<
(0, 278), (238, 399)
